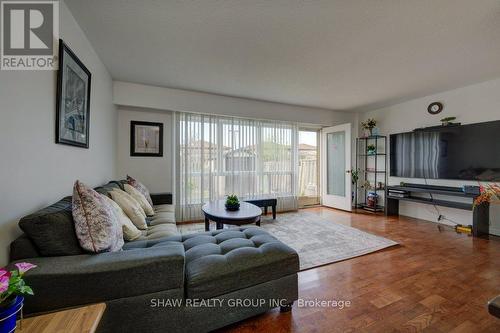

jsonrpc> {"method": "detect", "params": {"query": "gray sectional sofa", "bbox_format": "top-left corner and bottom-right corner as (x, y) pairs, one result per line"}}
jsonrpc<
(9, 181), (299, 333)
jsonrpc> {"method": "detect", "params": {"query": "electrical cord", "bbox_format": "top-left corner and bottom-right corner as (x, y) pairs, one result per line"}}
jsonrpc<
(422, 177), (460, 231)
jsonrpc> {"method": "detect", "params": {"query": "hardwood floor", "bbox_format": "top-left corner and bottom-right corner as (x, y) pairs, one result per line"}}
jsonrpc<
(219, 207), (500, 333)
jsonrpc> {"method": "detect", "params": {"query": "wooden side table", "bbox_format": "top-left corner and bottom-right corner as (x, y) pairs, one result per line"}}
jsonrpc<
(17, 303), (106, 333)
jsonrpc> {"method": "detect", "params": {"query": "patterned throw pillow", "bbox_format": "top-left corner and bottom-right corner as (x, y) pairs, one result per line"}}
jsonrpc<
(72, 181), (124, 253)
(109, 189), (148, 230)
(101, 194), (142, 241)
(127, 175), (154, 207)
(124, 184), (154, 216)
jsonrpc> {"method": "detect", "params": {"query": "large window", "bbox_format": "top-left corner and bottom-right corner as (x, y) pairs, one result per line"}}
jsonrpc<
(176, 112), (298, 221)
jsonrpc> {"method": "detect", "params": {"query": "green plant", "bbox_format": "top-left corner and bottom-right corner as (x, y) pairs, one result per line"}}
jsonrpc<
(1, 263), (36, 305)
(360, 180), (373, 190)
(361, 118), (377, 130)
(225, 194), (240, 207)
(351, 169), (359, 184)
(367, 144), (376, 153)
(440, 116), (456, 123)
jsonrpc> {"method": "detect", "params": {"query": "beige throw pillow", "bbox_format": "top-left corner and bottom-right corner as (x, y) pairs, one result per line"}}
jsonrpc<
(124, 184), (155, 216)
(109, 189), (148, 230)
(101, 194), (142, 241)
(127, 175), (154, 207)
(72, 180), (123, 253)
(114, 189), (146, 217)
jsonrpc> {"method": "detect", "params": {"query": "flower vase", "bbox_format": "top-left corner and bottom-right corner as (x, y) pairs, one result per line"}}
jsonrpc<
(0, 296), (24, 333)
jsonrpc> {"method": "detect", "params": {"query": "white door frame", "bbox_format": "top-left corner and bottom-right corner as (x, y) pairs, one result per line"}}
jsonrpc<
(321, 123), (352, 211)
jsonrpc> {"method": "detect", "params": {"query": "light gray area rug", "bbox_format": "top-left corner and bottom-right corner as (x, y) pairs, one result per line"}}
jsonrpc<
(179, 211), (398, 270)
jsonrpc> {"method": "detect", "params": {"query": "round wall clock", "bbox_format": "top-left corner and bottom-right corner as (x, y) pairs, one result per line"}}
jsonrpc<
(427, 102), (443, 115)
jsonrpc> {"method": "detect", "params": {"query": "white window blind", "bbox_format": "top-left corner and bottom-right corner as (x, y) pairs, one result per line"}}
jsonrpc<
(175, 112), (299, 221)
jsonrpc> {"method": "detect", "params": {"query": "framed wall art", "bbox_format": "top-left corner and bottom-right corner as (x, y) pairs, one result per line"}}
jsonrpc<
(56, 39), (91, 148)
(130, 121), (163, 157)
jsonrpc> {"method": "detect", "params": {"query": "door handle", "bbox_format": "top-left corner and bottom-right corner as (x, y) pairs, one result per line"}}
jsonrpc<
(346, 170), (351, 174)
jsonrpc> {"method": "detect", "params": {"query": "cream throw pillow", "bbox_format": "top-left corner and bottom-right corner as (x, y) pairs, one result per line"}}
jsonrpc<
(109, 189), (148, 230)
(124, 184), (154, 216)
(115, 189), (146, 217)
(101, 194), (142, 241)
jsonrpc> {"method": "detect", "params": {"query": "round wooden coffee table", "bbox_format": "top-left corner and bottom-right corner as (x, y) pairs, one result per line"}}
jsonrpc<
(202, 200), (262, 231)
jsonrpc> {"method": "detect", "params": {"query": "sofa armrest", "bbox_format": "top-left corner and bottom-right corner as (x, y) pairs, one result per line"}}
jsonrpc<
(489, 295), (500, 318)
(13, 243), (185, 314)
(150, 192), (172, 205)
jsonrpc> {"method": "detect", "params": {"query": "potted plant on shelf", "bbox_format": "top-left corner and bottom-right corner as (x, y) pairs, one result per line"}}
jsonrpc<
(351, 169), (359, 185)
(225, 195), (240, 211)
(0, 263), (37, 332)
(440, 116), (457, 126)
(351, 169), (359, 204)
(367, 144), (376, 155)
(360, 180), (373, 191)
(361, 118), (377, 137)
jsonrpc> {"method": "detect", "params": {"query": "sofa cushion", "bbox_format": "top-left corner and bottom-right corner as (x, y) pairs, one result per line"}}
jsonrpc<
(72, 181), (124, 253)
(10, 234), (40, 261)
(154, 204), (175, 213)
(94, 182), (121, 197)
(137, 224), (179, 241)
(18, 196), (84, 257)
(148, 211), (176, 225)
(182, 227), (299, 299)
(17, 244), (186, 314)
(122, 234), (182, 250)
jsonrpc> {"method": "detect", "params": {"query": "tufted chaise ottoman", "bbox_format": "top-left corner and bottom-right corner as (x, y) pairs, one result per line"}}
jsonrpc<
(112, 226), (300, 332)
(181, 227), (299, 300)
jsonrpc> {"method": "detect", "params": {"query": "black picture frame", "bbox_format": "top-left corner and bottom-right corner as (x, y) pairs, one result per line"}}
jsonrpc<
(130, 121), (164, 157)
(56, 39), (92, 148)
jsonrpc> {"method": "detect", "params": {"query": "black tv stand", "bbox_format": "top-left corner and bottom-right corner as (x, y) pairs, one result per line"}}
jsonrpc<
(386, 184), (490, 237)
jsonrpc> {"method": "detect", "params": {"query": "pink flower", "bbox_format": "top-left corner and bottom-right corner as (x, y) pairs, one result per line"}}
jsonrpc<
(0, 276), (9, 293)
(0, 269), (8, 278)
(15, 262), (37, 275)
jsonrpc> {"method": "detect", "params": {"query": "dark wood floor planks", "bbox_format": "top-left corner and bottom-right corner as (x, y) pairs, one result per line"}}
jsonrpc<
(219, 207), (500, 333)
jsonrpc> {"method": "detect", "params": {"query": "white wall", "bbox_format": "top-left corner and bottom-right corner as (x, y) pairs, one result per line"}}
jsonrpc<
(0, 1), (117, 265)
(359, 78), (500, 234)
(116, 107), (173, 193)
(114, 81), (355, 126)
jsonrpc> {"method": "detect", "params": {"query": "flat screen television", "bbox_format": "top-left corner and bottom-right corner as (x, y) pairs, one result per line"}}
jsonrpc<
(390, 120), (500, 181)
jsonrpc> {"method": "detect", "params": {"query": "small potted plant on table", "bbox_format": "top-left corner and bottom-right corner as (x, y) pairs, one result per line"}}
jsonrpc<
(225, 195), (240, 211)
(0, 262), (37, 332)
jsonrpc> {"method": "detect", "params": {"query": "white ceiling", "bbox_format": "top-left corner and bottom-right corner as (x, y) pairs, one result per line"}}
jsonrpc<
(65, 0), (500, 111)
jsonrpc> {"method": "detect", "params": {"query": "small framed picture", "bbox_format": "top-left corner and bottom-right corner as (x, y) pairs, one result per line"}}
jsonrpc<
(130, 121), (163, 157)
(56, 39), (91, 148)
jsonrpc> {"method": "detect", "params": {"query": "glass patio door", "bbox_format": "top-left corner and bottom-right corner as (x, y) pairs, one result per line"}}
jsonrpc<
(298, 129), (320, 207)
(321, 123), (352, 211)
